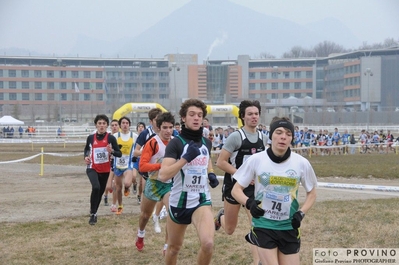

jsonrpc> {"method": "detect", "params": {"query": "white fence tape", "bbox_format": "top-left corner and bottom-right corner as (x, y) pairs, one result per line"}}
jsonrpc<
(0, 152), (82, 164)
(318, 181), (399, 193)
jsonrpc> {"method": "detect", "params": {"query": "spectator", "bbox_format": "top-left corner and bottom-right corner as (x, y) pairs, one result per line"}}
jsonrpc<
(18, 126), (24, 138)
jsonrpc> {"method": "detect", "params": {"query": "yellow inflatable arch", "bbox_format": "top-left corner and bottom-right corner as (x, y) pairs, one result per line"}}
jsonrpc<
(113, 103), (168, 121)
(206, 104), (242, 128)
(113, 103), (242, 128)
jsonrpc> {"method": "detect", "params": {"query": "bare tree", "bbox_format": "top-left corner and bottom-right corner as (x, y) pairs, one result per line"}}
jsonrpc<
(282, 46), (315, 58)
(313, 41), (345, 57)
(257, 52), (276, 59)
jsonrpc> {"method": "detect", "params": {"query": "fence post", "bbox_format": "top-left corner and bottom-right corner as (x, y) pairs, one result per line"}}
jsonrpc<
(39, 147), (44, 176)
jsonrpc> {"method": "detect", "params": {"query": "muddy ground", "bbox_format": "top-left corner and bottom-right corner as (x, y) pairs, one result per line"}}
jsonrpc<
(1, 163), (399, 223)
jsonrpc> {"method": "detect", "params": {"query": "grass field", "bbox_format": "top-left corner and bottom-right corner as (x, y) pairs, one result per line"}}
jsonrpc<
(1, 143), (399, 264)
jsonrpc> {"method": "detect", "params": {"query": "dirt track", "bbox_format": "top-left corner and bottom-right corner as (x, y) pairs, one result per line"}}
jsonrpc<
(1, 163), (399, 223)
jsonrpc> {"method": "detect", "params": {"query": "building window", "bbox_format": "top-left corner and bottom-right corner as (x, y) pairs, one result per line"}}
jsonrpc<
(84, 94), (90, 101)
(306, 71), (312, 78)
(22, 70), (29, 77)
(22, 81), (29, 89)
(272, 72), (279, 78)
(61, 93), (67, 100)
(48, 93), (55, 100)
(294, 82), (301, 89)
(283, 93), (290, 98)
(9, 81), (17, 89)
(295, 93), (302, 98)
(0, 81), (3, 88)
(84, 82), (90, 90)
(60, 82), (67, 89)
(72, 71), (79, 78)
(84, 71), (91, 78)
(34, 70), (42, 77)
(47, 82), (55, 89)
(142, 72), (155, 80)
(249, 83), (256, 90)
(95, 71), (102, 78)
(249, 73), (255, 80)
(294, 71), (301, 78)
(283, 83), (290, 89)
(0, 93), (3, 100)
(260, 83), (267, 90)
(96, 82), (102, 90)
(96, 94), (103, 101)
(35, 94), (42, 100)
(0, 70), (3, 77)
(272, 83), (278, 90)
(35, 82), (42, 89)
(283, 72), (289, 79)
(9, 93), (17, 100)
(8, 70), (16, 77)
(60, 71), (66, 78)
(260, 72), (267, 79)
(306, 93), (312, 97)
(47, 70), (54, 78)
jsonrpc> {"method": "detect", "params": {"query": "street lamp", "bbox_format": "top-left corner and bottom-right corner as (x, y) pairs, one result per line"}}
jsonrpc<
(272, 66), (281, 115)
(169, 62), (180, 114)
(364, 68), (373, 131)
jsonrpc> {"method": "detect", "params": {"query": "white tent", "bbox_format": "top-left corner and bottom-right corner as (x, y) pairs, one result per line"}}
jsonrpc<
(0, 115), (24, 125)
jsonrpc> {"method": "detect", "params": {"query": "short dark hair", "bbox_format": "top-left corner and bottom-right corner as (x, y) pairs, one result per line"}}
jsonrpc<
(156, 112), (175, 128)
(136, 122), (146, 131)
(238, 100), (261, 126)
(118, 116), (131, 126)
(148, 108), (163, 121)
(94, 114), (109, 125)
(179, 99), (207, 121)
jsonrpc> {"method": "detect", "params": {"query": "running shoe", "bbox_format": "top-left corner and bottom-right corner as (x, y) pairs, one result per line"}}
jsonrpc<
(163, 244), (168, 256)
(133, 183), (137, 195)
(116, 205), (123, 215)
(136, 237), (144, 251)
(104, 196), (109, 206)
(214, 208), (224, 231)
(89, 214), (97, 225)
(124, 187), (130, 197)
(110, 204), (117, 212)
(137, 195), (141, 205)
(153, 214), (161, 233)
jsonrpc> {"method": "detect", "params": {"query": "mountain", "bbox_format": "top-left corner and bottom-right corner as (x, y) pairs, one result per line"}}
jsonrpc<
(117, 0), (359, 61)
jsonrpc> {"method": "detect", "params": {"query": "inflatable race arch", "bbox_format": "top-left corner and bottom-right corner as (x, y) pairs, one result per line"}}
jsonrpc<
(206, 104), (242, 128)
(113, 103), (241, 127)
(112, 103), (168, 121)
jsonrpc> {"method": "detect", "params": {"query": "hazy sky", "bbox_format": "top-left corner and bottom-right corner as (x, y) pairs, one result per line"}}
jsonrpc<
(0, 0), (398, 56)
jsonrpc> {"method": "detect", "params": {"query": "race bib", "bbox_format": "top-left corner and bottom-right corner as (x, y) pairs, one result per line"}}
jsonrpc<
(116, 155), (129, 169)
(262, 188), (291, 221)
(93, 147), (109, 164)
(182, 167), (207, 193)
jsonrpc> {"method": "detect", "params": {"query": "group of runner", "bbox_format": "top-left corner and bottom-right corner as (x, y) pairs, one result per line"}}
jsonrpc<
(83, 98), (318, 265)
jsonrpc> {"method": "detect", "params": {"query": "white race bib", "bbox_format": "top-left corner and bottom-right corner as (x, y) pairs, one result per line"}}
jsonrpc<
(182, 167), (207, 193)
(262, 188), (291, 221)
(93, 147), (109, 164)
(116, 155), (129, 169)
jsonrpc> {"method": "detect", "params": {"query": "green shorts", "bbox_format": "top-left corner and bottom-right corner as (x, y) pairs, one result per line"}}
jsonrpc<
(143, 178), (172, 202)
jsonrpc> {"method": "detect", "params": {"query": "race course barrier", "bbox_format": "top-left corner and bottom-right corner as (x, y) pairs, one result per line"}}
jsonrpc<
(0, 148), (82, 176)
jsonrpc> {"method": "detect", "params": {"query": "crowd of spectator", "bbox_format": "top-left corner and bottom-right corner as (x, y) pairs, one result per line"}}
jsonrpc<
(202, 122), (399, 156)
(1, 126), (36, 138)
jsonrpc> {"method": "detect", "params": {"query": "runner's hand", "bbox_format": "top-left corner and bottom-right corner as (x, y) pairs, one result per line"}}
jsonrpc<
(182, 141), (200, 163)
(291, 210), (305, 229)
(208, 173), (219, 188)
(245, 198), (265, 218)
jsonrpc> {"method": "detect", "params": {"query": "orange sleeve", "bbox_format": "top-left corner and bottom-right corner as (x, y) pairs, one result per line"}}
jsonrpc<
(139, 138), (161, 172)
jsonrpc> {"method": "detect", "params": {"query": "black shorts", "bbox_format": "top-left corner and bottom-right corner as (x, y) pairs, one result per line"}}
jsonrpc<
(246, 227), (301, 255)
(222, 174), (254, 205)
(168, 204), (207, 225)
